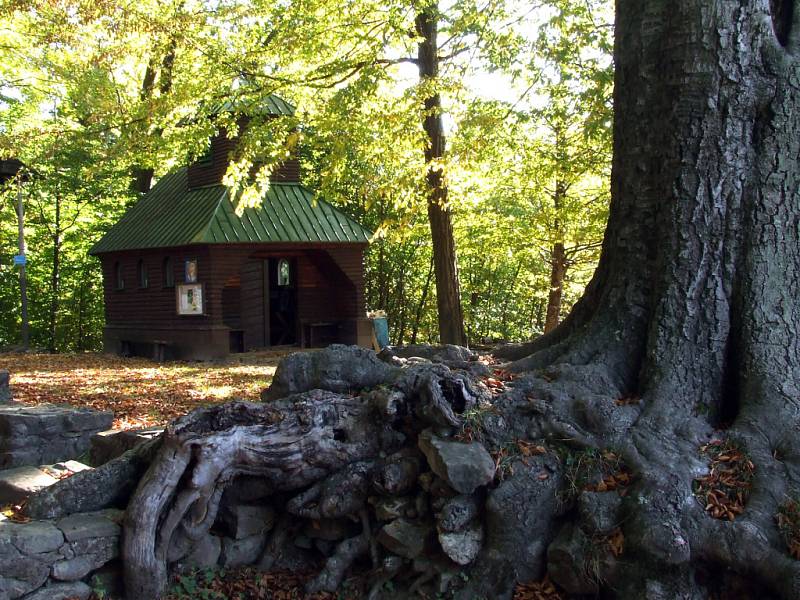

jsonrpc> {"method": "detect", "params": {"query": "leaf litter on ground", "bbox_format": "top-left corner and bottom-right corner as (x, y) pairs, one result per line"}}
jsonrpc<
(0, 351), (286, 429)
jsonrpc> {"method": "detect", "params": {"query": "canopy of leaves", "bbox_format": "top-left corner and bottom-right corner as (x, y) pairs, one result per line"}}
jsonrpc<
(0, 0), (612, 349)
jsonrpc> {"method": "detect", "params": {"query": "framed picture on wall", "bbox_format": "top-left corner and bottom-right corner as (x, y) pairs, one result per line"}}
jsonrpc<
(176, 283), (204, 315)
(184, 258), (198, 283)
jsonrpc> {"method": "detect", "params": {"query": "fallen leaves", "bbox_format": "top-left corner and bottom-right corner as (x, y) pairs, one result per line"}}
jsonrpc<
(481, 368), (514, 396)
(513, 575), (565, 600)
(163, 567), (350, 600)
(583, 451), (633, 495)
(585, 470), (631, 494)
(601, 527), (625, 557)
(776, 497), (800, 560)
(693, 439), (755, 521)
(614, 395), (640, 406)
(517, 440), (547, 457)
(1, 501), (29, 522)
(0, 351), (284, 429)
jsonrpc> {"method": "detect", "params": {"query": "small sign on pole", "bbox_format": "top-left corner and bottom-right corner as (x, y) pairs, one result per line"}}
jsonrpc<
(12, 254), (26, 266)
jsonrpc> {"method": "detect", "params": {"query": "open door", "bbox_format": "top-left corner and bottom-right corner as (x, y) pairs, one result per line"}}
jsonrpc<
(269, 257), (297, 345)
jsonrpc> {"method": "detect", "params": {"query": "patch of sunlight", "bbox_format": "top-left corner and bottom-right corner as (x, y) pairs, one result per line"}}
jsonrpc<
(202, 385), (236, 399)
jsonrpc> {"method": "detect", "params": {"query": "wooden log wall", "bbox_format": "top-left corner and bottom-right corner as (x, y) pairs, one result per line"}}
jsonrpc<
(99, 243), (367, 356)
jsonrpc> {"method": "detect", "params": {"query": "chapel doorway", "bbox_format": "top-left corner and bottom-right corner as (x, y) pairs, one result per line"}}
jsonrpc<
(268, 257), (297, 345)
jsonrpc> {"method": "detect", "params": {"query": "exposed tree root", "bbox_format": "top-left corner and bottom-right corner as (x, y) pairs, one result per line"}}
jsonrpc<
(122, 393), (385, 598)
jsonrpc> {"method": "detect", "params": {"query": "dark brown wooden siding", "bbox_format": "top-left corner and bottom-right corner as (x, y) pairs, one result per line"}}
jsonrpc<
(187, 122), (301, 189)
(187, 133), (238, 188)
(100, 242), (367, 357)
(239, 259), (266, 349)
(101, 246), (215, 330)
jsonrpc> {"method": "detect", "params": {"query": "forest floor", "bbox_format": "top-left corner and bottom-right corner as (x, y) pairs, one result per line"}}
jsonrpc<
(0, 350), (290, 429)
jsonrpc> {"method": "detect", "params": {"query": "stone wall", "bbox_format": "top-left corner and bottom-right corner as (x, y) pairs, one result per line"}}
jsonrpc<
(0, 405), (113, 469)
(0, 371), (10, 403)
(0, 509), (122, 600)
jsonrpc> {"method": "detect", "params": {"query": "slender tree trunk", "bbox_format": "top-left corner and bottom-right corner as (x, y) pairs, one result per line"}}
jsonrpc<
(411, 255), (434, 344)
(15, 177), (29, 350)
(416, 5), (467, 346)
(394, 267), (407, 344)
(76, 265), (86, 351)
(48, 192), (61, 352)
(544, 139), (569, 334)
(132, 39), (177, 193)
(377, 243), (387, 310)
(543, 241), (566, 334)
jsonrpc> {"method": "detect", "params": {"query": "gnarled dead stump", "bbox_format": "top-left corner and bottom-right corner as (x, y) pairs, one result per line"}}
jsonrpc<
(122, 392), (386, 598)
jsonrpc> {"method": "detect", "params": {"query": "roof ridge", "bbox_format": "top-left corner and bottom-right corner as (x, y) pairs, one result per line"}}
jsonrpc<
(193, 186), (231, 243)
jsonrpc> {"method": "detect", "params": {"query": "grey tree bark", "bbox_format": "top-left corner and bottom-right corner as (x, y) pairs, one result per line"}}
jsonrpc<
(494, 0), (800, 596)
(544, 179), (567, 334)
(416, 4), (468, 347)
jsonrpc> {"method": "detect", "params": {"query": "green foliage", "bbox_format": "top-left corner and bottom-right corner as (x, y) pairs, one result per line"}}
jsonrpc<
(0, 0), (612, 348)
(168, 570), (227, 600)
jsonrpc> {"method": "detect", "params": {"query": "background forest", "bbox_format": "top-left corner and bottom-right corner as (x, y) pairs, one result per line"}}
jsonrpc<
(0, 0), (612, 351)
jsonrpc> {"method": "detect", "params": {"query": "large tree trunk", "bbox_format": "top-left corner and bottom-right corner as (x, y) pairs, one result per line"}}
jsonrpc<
(416, 5), (468, 347)
(544, 179), (568, 334)
(495, 0), (800, 596)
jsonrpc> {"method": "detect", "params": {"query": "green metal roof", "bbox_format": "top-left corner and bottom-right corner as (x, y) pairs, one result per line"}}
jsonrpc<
(89, 168), (371, 254)
(209, 94), (296, 117)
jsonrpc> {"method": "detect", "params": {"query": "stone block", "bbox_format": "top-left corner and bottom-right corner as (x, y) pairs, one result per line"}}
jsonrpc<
(377, 518), (432, 559)
(56, 512), (121, 542)
(50, 555), (94, 582)
(67, 533), (119, 562)
(0, 371), (10, 403)
(220, 533), (267, 568)
(0, 451), (41, 471)
(182, 534), (221, 569)
(0, 548), (50, 598)
(0, 520), (64, 555)
(0, 467), (58, 505)
(438, 521), (483, 565)
(88, 427), (161, 467)
(20, 581), (92, 600)
(0, 405), (113, 468)
(47, 461), (92, 477)
(418, 430), (495, 494)
(437, 494), (480, 532)
(221, 504), (275, 540)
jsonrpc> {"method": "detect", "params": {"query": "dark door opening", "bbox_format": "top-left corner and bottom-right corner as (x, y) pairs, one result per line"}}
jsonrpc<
(269, 257), (297, 345)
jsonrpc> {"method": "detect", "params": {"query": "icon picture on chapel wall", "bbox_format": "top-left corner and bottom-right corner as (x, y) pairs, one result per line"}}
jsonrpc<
(184, 258), (198, 283)
(176, 283), (204, 315)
